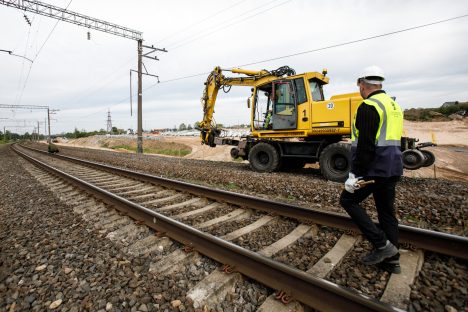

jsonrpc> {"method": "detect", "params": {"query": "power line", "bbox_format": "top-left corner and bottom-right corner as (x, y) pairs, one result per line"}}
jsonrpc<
(157, 0), (248, 45)
(63, 1), (255, 111)
(65, 55), (136, 107)
(167, 0), (291, 50)
(13, 1), (74, 107)
(62, 0), (274, 109)
(147, 13), (468, 87)
(33, 0), (74, 62)
(238, 14), (468, 68)
(13, 14), (35, 105)
(57, 13), (468, 122)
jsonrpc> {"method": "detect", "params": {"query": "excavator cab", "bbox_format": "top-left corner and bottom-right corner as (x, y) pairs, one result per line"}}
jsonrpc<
(253, 80), (298, 131)
(271, 80), (297, 130)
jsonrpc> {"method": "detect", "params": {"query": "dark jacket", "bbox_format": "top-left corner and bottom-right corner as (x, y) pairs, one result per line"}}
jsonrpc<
(351, 90), (403, 177)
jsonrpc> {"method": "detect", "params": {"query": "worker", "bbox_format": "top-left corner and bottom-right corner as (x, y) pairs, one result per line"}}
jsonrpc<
(264, 109), (273, 129)
(340, 66), (403, 274)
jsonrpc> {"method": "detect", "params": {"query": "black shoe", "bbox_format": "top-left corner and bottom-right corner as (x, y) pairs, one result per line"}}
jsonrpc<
(378, 260), (401, 274)
(361, 241), (399, 265)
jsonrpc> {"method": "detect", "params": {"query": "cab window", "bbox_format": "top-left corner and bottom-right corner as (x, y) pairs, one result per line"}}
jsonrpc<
(293, 78), (307, 104)
(274, 82), (294, 116)
(309, 80), (324, 101)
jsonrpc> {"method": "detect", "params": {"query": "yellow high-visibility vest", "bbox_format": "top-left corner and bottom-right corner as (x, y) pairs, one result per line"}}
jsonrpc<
(351, 93), (403, 147)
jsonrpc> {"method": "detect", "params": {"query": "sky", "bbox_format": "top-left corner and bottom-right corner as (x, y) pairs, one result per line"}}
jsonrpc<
(0, 0), (467, 135)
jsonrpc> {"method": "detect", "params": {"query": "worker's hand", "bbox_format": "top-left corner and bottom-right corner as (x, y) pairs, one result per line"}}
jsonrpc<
(344, 173), (361, 193)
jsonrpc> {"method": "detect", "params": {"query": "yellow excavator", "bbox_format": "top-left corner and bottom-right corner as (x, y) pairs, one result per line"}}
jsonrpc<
(197, 66), (435, 181)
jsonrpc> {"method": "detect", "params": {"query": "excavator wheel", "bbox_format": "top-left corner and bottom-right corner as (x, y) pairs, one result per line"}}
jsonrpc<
(421, 149), (436, 167)
(402, 149), (425, 170)
(230, 147), (240, 159)
(248, 142), (280, 173)
(319, 143), (351, 182)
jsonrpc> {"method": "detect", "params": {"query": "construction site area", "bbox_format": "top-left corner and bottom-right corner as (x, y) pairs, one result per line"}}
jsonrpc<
(1, 1), (467, 312)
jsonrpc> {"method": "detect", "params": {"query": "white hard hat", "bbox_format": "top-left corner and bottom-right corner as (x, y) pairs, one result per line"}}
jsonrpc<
(358, 65), (385, 85)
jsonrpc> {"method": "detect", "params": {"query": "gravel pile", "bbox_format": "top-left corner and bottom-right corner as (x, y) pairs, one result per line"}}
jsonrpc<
(27, 142), (467, 236)
(409, 253), (467, 311)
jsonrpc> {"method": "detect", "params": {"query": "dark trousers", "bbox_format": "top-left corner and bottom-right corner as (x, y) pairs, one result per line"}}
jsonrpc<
(340, 177), (399, 249)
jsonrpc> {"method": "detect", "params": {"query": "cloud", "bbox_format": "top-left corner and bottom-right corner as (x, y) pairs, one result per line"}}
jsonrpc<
(1, 0), (468, 134)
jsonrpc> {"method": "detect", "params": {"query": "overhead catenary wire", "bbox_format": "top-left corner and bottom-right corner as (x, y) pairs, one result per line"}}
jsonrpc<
(64, 55), (137, 107)
(14, 0), (74, 106)
(66, 13), (468, 122)
(64, 1), (273, 113)
(68, 0), (278, 117)
(167, 0), (292, 50)
(13, 14), (35, 106)
(147, 13), (468, 88)
(33, 0), (74, 62)
(156, 0), (248, 45)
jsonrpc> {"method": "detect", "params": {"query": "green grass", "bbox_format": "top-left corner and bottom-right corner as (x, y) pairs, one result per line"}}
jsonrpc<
(225, 182), (238, 190)
(107, 144), (191, 157)
(144, 148), (191, 157)
(110, 144), (132, 151)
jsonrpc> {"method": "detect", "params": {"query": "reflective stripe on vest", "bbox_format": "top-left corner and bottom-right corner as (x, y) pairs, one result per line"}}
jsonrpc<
(351, 94), (403, 147)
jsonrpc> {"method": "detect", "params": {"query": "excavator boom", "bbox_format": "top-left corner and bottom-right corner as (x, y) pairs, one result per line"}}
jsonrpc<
(198, 66), (296, 146)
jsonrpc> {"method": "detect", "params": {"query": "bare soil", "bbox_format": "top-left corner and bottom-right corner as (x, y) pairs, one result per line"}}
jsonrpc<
(57, 136), (192, 155)
(57, 120), (468, 182)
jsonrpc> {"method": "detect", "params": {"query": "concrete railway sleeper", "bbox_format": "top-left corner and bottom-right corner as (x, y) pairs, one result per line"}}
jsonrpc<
(12, 144), (468, 311)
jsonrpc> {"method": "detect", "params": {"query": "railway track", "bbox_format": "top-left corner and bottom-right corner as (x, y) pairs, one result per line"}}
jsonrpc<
(12, 144), (468, 311)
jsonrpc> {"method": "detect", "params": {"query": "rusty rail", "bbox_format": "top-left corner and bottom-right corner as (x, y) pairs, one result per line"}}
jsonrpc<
(12, 144), (403, 311)
(16, 144), (468, 261)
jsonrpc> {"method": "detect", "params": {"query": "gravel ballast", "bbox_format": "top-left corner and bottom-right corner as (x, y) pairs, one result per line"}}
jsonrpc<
(27, 142), (467, 236)
(9, 143), (467, 311)
(0, 145), (272, 311)
(0, 145), (197, 311)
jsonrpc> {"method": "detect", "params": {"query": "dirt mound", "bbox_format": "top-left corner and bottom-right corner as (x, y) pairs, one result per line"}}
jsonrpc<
(59, 135), (191, 156)
(57, 120), (468, 181)
(403, 119), (468, 147)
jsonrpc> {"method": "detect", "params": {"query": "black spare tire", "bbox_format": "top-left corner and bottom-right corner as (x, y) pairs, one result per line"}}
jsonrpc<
(421, 150), (436, 167)
(402, 149), (425, 170)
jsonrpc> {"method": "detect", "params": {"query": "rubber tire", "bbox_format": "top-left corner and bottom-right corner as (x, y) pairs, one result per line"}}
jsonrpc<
(421, 150), (436, 167)
(402, 149), (425, 170)
(319, 143), (351, 182)
(230, 147), (240, 159)
(248, 142), (280, 172)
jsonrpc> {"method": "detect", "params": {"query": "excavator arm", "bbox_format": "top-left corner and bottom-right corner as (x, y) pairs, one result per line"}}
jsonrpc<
(198, 66), (295, 146)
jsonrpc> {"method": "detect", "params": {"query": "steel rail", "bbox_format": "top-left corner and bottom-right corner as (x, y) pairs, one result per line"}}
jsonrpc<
(13, 145), (402, 312)
(17, 144), (468, 261)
